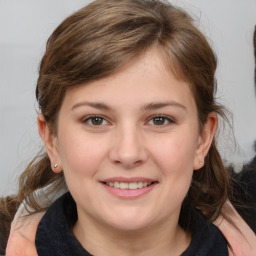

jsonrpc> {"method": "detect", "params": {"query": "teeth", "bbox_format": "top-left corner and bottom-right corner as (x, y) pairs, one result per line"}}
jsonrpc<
(120, 182), (129, 189)
(129, 182), (138, 190)
(114, 182), (120, 188)
(137, 182), (143, 188)
(106, 181), (152, 189)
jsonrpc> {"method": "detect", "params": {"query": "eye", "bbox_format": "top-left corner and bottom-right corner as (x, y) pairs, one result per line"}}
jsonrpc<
(147, 116), (174, 126)
(82, 115), (108, 126)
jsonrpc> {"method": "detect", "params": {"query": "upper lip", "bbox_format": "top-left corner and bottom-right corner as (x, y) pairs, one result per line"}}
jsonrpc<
(101, 177), (157, 183)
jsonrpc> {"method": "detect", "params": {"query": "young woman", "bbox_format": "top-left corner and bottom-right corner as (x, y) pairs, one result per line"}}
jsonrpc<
(1, 0), (256, 255)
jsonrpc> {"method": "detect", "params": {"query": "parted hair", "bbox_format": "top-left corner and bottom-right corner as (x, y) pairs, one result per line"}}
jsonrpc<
(1, 0), (232, 233)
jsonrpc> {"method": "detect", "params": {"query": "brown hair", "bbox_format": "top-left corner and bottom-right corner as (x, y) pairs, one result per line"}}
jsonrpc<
(2, 0), (233, 232)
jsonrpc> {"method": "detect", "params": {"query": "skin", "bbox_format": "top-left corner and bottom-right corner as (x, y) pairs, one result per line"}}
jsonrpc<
(8, 49), (217, 256)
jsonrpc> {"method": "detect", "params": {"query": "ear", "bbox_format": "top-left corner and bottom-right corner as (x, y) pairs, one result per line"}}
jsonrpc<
(37, 114), (62, 173)
(193, 112), (218, 170)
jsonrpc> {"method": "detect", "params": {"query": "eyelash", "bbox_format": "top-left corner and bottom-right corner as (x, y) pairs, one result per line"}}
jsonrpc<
(82, 115), (174, 127)
(82, 115), (109, 126)
(147, 115), (175, 126)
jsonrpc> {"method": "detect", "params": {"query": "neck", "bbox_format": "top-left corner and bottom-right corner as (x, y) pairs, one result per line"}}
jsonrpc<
(73, 210), (191, 256)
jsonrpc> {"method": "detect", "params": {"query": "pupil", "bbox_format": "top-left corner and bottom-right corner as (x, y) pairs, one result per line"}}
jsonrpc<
(153, 117), (165, 125)
(92, 117), (103, 125)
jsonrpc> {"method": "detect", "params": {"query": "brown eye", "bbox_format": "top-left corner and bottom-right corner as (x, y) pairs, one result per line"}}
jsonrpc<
(91, 117), (104, 125)
(148, 116), (174, 126)
(83, 116), (108, 126)
(153, 117), (166, 125)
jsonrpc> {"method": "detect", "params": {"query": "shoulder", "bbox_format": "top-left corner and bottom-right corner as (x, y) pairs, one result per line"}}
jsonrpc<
(215, 202), (256, 256)
(229, 156), (256, 233)
(182, 210), (228, 256)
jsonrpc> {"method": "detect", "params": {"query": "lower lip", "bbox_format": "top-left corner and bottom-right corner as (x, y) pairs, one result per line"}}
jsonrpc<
(102, 183), (157, 199)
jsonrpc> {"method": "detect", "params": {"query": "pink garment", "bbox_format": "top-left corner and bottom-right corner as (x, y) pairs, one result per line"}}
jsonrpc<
(214, 205), (256, 256)
(6, 208), (44, 256)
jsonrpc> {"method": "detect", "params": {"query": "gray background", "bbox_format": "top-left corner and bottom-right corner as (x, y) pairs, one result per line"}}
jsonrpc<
(1, 0), (256, 196)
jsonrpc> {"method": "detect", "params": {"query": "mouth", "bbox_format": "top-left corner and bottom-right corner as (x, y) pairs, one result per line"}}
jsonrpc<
(100, 178), (158, 199)
(102, 181), (157, 190)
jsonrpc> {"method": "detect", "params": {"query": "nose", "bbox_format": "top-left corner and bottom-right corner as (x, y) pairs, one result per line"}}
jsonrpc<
(109, 125), (148, 169)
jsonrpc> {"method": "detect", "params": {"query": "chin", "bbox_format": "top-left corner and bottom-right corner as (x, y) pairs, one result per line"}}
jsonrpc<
(103, 208), (155, 232)
(109, 220), (152, 233)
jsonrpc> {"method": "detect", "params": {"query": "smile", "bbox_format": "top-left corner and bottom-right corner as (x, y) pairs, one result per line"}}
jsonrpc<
(101, 178), (158, 199)
(105, 181), (153, 190)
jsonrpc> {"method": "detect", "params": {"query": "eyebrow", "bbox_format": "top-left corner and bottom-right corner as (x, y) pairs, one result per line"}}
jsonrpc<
(71, 101), (186, 111)
(72, 101), (112, 111)
(141, 101), (187, 111)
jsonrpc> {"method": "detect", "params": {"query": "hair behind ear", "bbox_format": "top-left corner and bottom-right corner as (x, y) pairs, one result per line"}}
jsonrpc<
(0, 196), (20, 252)
(17, 151), (64, 213)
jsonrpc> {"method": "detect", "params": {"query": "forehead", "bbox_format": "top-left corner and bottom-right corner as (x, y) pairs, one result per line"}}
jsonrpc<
(61, 49), (196, 112)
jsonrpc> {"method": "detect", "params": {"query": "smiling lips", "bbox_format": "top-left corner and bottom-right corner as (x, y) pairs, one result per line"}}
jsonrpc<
(101, 178), (158, 199)
(106, 181), (153, 190)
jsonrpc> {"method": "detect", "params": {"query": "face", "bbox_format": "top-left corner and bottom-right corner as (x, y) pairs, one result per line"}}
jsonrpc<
(40, 49), (216, 233)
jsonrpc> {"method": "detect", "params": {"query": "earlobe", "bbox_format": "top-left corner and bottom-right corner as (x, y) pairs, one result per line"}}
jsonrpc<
(37, 114), (62, 173)
(193, 112), (218, 170)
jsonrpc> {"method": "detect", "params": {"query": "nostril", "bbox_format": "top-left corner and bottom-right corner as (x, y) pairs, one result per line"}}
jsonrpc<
(111, 157), (145, 169)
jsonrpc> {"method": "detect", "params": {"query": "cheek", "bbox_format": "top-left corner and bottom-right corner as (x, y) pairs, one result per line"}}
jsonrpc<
(150, 131), (198, 173)
(57, 131), (109, 178)
(147, 134), (196, 216)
